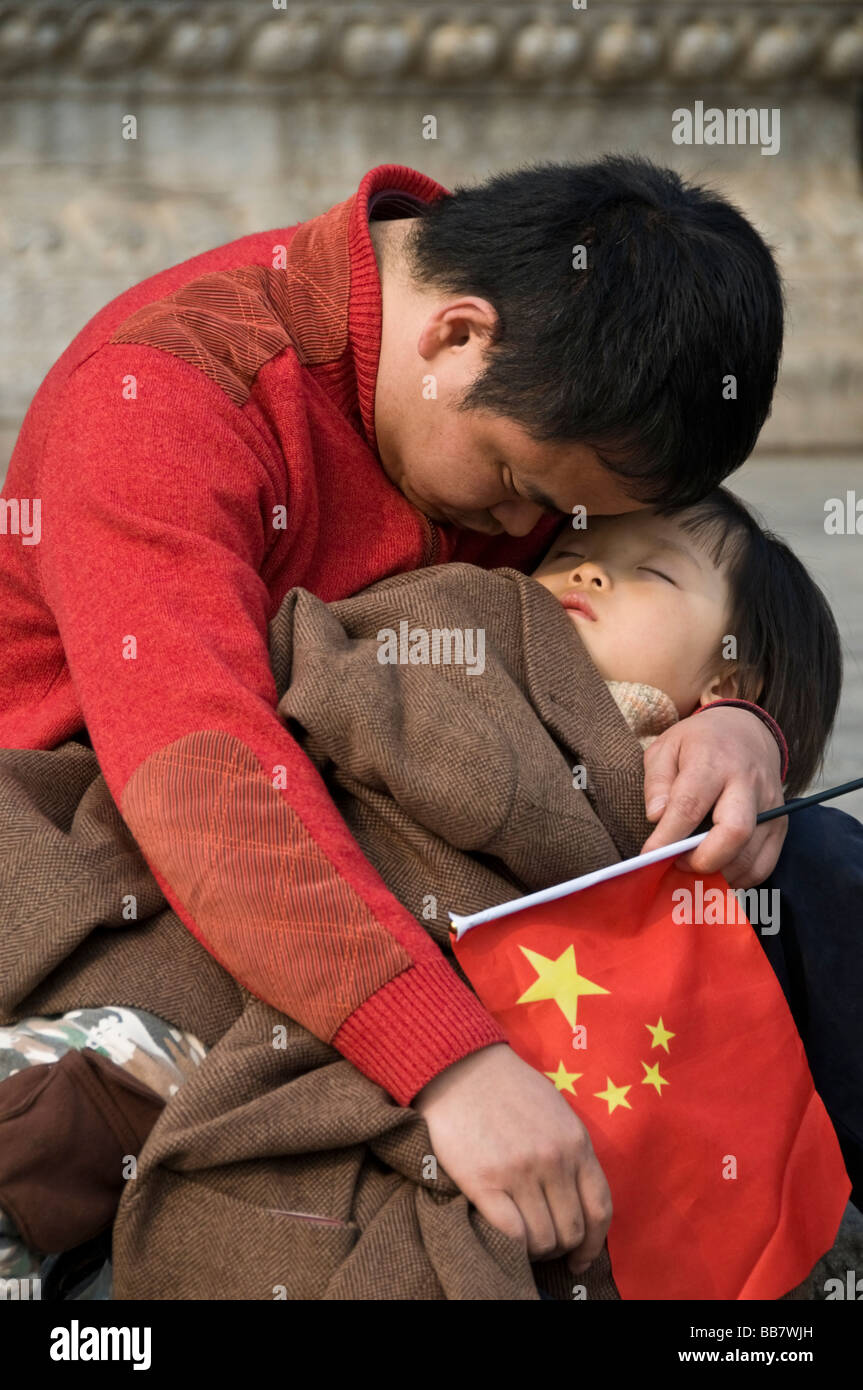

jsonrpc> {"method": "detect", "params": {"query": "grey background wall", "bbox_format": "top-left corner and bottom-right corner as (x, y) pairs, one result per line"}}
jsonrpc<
(2, 0), (862, 467)
(1, 0), (861, 808)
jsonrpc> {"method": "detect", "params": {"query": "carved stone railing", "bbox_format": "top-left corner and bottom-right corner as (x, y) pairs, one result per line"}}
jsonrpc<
(1, 1), (861, 468)
(1, 3), (862, 88)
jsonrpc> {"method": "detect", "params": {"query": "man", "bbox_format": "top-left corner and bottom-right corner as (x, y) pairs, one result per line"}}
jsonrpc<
(1, 156), (837, 1281)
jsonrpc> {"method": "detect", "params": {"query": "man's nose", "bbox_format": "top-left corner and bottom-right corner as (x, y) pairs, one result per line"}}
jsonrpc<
(489, 499), (547, 537)
(571, 559), (609, 589)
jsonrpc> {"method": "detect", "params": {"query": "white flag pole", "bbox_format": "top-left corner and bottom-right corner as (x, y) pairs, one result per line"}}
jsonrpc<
(448, 773), (863, 941)
(448, 830), (708, 940)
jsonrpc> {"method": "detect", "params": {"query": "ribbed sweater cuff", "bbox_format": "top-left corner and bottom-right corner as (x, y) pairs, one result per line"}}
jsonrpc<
(332, 958), (507, 1106)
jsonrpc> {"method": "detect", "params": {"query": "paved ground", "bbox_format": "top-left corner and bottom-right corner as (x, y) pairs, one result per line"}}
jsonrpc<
(731, 457), (863, 825)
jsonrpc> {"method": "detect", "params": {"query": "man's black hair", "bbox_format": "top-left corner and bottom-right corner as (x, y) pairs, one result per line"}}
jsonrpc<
(404, 155), (785, 508)
(669, 487), (842, 799)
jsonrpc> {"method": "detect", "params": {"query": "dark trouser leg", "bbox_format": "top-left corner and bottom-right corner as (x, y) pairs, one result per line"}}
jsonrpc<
(757, 805), (863, 1210)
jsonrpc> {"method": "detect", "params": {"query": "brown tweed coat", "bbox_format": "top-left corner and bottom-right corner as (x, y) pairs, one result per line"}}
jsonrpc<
(0, 563), (810, 1299)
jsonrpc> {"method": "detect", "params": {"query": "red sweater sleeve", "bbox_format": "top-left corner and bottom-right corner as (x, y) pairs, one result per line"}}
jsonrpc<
(37, 347), (505, 1104)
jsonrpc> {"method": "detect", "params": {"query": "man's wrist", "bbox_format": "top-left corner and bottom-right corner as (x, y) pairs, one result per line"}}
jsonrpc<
(412, 1042), (508, 1109)
(332, 957), (508, 1106)
(692, 699), (789, 783)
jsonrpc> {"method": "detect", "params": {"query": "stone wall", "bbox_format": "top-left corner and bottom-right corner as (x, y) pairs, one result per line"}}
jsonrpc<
(1, 0), (862, 475)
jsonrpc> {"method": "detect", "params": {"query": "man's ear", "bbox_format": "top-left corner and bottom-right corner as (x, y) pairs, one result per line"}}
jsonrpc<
(698, 665), (763, 707)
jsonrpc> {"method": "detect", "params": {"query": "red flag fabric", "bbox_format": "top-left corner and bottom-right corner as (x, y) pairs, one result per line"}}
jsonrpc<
(451, 857), (850, 1300)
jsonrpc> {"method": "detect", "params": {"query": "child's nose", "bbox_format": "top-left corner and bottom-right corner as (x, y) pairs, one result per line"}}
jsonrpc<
(571, 560), (609, 589)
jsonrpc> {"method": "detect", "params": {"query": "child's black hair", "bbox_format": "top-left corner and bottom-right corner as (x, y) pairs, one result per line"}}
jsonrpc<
(404, 154), (784, 509)
(664, 487), (842, 799)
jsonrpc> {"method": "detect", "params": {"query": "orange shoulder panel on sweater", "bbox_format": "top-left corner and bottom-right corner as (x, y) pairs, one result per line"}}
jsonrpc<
(109, 197), (354, 407)
(121, 729), (413, 1040)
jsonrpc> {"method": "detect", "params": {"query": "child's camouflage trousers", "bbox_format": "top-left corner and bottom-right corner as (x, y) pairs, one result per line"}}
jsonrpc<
(0, 1006), (207, 1285)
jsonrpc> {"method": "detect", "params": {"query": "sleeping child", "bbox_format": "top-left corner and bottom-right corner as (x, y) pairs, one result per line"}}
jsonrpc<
(0, 483), (849, 1299)
(529, 484), (841, 800)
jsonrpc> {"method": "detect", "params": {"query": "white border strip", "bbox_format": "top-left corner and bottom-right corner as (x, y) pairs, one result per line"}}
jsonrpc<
(448, 830), (709, 940)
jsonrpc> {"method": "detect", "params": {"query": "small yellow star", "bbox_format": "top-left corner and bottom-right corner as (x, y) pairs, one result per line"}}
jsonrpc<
(641, 1060), (669, 1096)
(544, 1061), (583, 1094)
(645, 1017), (675, 1053)
(594, 1077), (632, 1114)
(517, 944), (609, 1029)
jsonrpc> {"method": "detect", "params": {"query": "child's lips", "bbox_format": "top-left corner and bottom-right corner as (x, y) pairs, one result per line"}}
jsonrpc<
(560, 592), (598, 621)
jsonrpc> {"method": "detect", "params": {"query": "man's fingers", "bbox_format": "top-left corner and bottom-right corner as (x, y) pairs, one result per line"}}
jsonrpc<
(674, 782), (758, 876)
(641, 766), (723, 854)
(474, 1189), (529, 1252)
(709, 817), (788, 889)
(481, 1160), (607, 1269)
(538, 1161), (585, 1260)
(565, 1152), (613, 1274)
(675, 824), (762, 881)
(671, 775), (788, 883)
(507, 1180), (566, 1261)
(641, 735), (681, 823)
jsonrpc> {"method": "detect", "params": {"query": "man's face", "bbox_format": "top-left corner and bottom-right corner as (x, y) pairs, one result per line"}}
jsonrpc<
(378, 406), (647, 537)
(371, 276), (648, 536)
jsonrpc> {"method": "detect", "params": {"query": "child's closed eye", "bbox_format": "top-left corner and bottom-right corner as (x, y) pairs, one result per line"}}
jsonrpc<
(638, 566), (677, 585)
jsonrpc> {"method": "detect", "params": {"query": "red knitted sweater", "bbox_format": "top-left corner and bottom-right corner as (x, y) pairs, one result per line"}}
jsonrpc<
(0, 164), (564, 1104)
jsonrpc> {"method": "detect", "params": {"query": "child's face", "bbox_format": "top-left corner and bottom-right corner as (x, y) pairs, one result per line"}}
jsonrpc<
(531, 510), (737, 716)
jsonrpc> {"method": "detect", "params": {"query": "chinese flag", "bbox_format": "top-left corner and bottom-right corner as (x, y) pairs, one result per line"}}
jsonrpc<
(451, 857), (850, 1300)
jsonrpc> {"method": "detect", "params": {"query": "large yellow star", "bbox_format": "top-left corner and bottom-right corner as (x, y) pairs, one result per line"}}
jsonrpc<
(544, 1061), (583, 1095)
(594, 1077), (632, 1114)
(641, 1060), (669, 1096)
(645, 1017), (675, 1053)
(517, 944), (609, 1028)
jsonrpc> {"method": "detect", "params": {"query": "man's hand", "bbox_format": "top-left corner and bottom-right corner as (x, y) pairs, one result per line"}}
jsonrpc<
(641, 705), (786, 887)
(412, 1043), (611, 1277)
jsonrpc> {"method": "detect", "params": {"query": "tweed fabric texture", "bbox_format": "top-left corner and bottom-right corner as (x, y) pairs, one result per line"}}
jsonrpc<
(0, 563), (811, 1299)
